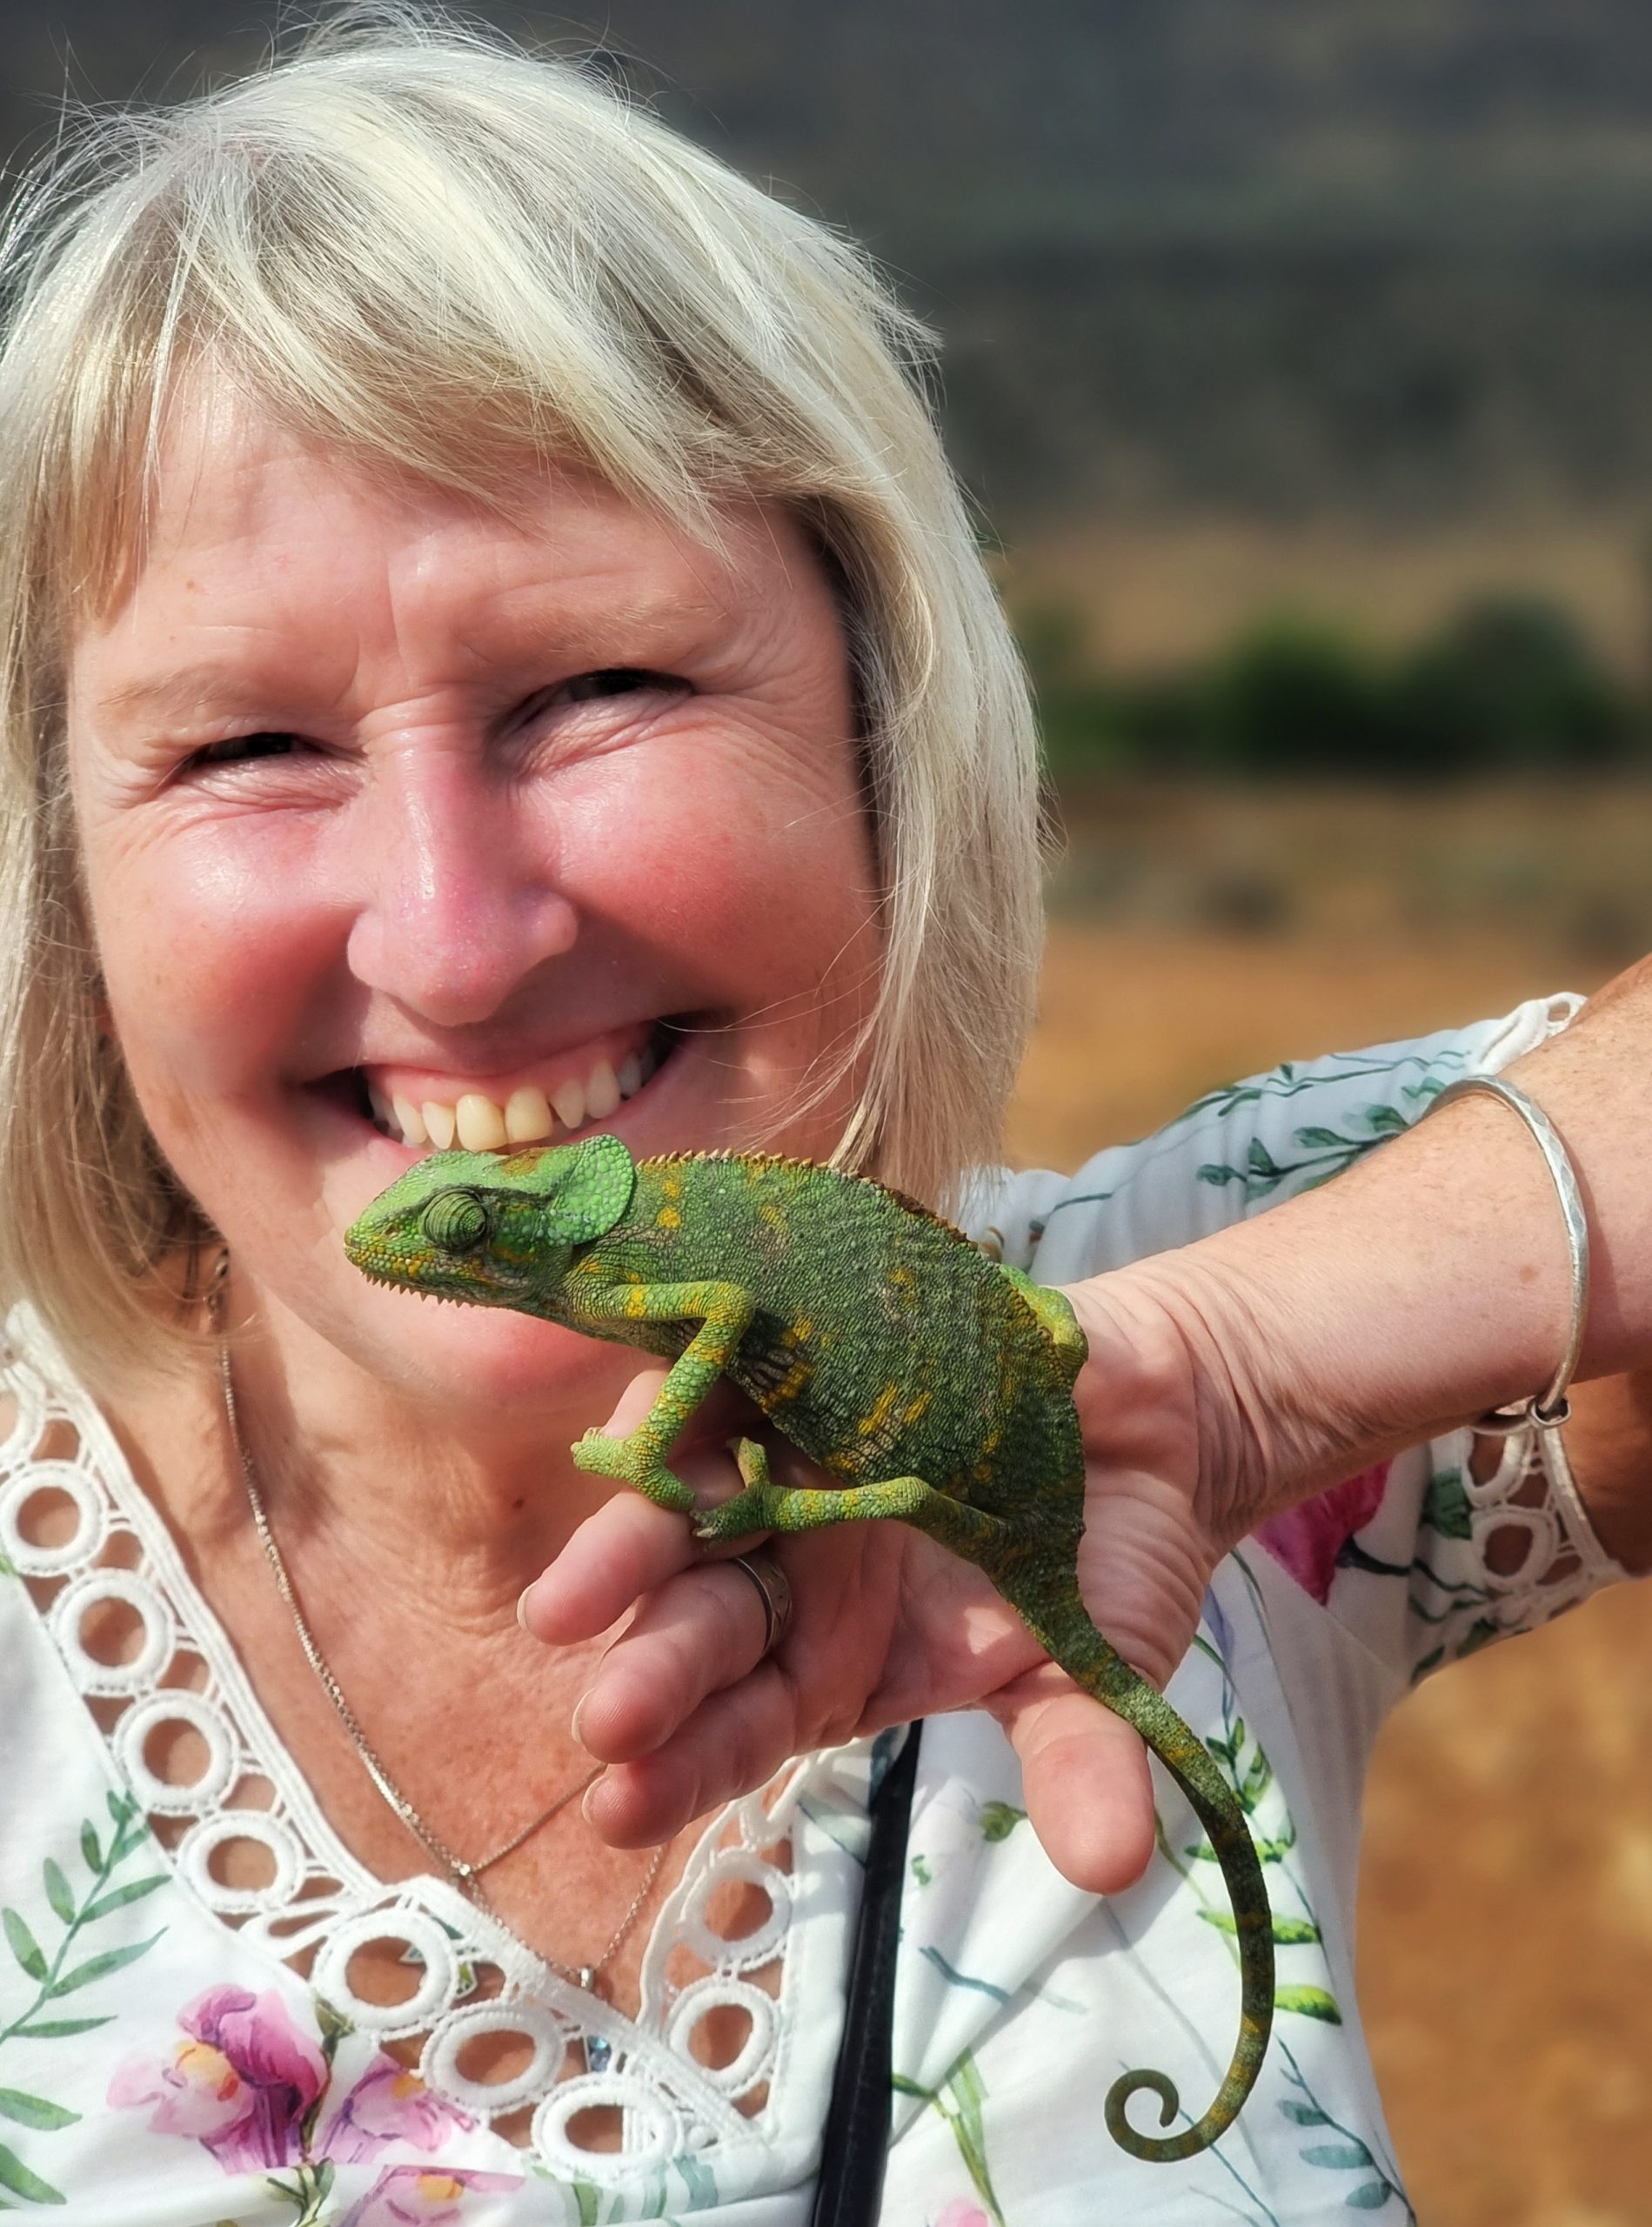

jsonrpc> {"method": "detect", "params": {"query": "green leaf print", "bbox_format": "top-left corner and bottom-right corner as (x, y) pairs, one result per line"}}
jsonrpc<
(0, 2143), (63, 2206)
(0, 1796), (168, 2207)
(7, 2022), (112, 2043)
(978, 1802), (1026, 1842)
(1302, 2142), (1374, 2169)
(1275, 2040), (1414, 2223)
(1274, 1986), (1342, 2023)
(0, 2097), (76, 2135)
(1421, 1469), (1472, 1541)
(892, 2051), (1006, 2227)
(77, 1878), (166, 1925)
(1199, 1909), (1321, 1945)
(1, 1920), (44, 1989)
(49, 1937), (164, 1997)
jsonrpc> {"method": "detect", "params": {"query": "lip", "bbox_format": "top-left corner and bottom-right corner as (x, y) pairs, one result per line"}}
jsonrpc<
(302, 1013), (702, 1160)
(361, 1020), (661, 1119)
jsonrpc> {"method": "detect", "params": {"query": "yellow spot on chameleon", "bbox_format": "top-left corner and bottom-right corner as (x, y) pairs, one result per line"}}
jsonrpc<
(625, 1289), (647, 1319)
(903, 1390), (932, 1423)
(784, 1316), (814, 1347)
(859, 1382), (899, 1438)
(656, 1206), (681, 1229)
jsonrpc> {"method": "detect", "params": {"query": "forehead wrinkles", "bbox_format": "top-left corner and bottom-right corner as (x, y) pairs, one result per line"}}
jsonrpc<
(82, 413), (786, 707)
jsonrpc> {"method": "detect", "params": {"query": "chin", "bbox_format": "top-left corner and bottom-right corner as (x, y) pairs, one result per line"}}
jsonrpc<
(334, 1270), (634, 1423)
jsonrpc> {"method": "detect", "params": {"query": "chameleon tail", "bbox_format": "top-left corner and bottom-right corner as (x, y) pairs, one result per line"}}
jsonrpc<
(1017, 1583), (1275, 2164)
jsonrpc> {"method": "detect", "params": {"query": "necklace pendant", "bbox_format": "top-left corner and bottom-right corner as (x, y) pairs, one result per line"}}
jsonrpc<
(585, 2031), (614, 2073)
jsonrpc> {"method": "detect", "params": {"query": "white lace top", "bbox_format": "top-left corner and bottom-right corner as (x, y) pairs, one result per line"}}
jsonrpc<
(0, 997), (1622, 2227)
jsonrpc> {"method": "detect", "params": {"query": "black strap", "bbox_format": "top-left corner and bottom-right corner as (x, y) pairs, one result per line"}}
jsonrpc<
(808, 1721), (923, 2227)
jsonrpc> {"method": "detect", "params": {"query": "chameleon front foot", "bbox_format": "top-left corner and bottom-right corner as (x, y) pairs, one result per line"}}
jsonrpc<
(571, 1430), (696, 1514)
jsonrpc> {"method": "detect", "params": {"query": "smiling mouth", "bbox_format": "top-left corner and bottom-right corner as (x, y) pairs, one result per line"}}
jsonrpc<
(322, 1018), (686, 1153)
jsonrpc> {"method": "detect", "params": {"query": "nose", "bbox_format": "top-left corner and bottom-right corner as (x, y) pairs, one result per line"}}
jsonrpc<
(344, 746), (579, 1027)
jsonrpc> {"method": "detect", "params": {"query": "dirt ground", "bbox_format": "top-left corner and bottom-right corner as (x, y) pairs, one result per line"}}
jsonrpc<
(1009, 890), (1652, 2227)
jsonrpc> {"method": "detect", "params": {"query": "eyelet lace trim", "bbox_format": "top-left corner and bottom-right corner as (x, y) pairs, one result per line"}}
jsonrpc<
(1467, 1418), (1629, 1623)
(0, 1314), (860, 2197)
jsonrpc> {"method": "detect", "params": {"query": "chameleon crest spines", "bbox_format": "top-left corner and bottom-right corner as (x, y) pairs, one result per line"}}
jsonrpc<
(345, 1134), (1275, 2163)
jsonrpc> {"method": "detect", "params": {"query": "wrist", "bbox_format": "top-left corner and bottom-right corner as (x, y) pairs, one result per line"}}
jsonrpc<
(1081, 1086), (1583, 1543)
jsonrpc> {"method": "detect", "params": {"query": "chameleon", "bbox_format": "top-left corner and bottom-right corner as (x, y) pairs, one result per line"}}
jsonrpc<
(344, 1133), (1274, 2163)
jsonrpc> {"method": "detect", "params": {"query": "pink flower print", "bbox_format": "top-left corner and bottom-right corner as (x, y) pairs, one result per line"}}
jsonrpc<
(108, 1984), (327, 2170)
(930, 2204), (993, 2227)
(1255, 1461), (1392, 1604)
(321, 2060), (474, 2164)
(341, 2167), (525, 2226)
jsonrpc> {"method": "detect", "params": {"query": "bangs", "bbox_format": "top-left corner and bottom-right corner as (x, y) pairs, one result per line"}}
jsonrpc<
(17, 23), (916, 623)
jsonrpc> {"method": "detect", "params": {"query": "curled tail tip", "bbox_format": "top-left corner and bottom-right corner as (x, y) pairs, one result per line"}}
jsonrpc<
(1104, 2067), (1247, 2165)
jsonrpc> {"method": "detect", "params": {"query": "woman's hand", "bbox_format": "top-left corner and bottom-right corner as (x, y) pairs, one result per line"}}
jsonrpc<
(518, 1274), (1255, 1897)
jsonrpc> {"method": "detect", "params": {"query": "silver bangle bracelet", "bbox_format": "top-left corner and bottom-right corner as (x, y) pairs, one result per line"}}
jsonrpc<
(1425, 1075), (1590, 1432)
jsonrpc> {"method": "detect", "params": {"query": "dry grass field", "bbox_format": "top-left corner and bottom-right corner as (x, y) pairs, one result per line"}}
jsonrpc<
(1009, 784), (1652, 2226)
(1004, 514), (1652, 675)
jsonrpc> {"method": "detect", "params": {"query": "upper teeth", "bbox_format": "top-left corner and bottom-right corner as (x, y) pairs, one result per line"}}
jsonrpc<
(368, 1043), (659, 1153)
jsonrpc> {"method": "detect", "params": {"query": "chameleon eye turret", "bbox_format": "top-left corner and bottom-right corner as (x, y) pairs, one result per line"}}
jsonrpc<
(421, 1187), (493, 1255)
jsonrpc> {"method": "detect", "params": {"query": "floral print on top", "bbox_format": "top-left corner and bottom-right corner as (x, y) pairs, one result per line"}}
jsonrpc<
(0, 993), (1622, 2224)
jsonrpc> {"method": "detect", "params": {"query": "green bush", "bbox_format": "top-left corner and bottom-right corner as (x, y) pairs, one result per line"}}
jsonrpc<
(1018, 592), (1641, 780)
(1388, 597), (1630, 772)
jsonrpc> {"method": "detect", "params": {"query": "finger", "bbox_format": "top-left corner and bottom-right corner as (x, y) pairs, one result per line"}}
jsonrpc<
(521, 1368), (759, 1644)
(572, 1555), (779, 1764)
(584, 1658), (802, 1847)
(521, 1488), (698, 1644)
(995, 1682), (1156, 1895)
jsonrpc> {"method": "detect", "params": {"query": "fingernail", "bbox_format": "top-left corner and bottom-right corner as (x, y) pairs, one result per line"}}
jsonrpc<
(516, 1584), (536, 1633)
(581, 1780), (599, 1825)
(571, 1689), (591, 1746)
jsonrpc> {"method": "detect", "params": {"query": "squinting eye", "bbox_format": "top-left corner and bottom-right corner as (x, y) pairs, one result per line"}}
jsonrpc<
(558, 668), (679, 703)
(422, 1187), (492, 1254)
(187, 732), (301, 768)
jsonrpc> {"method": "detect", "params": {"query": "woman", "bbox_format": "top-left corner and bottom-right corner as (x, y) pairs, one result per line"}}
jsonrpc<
(0, 17), (1648, 2224)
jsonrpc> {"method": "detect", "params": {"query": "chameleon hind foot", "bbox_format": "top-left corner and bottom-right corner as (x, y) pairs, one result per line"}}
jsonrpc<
(695, 1455), (1009, 1560)
(692, 1437), (788, 1542)
(572, 1429), (696, 1514)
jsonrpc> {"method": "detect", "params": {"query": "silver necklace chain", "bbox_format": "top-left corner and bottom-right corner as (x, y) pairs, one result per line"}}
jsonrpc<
(211, 1265), (666, 1994)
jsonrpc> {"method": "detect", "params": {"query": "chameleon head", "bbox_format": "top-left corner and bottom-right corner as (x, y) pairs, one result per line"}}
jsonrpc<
(344, 1133), (637, 1312)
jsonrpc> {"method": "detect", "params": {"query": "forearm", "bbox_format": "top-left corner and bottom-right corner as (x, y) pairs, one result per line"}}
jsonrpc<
(1092, 957), (1652, 1560)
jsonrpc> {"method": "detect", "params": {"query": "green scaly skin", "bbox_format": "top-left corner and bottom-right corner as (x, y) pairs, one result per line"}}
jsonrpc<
(344, 1134), (1274, 2163)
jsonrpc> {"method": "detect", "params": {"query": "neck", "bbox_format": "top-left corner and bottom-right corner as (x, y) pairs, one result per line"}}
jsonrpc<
(185, 1273), (636, 1635)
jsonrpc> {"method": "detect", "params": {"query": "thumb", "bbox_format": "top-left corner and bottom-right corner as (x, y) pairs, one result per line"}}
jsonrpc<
(993, 1683), (1157, 1894)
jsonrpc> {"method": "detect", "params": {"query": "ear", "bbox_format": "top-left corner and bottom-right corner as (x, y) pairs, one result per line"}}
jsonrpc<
(543, 1134), (637, 1244)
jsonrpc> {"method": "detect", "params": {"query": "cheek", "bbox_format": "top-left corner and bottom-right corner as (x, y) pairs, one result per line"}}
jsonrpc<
(84, 817), (337, 1100)
(557, 738), (877, 988)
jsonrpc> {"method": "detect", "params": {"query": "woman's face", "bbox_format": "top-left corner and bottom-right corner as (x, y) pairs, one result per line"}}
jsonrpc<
(65, 400), (880, 1408)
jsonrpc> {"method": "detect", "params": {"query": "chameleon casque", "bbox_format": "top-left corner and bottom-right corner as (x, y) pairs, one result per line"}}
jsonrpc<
(344, 1134), (1274, 2163)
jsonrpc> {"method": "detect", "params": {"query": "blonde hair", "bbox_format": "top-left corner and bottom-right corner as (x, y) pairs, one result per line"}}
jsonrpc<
(0, 9), (1044, 1379)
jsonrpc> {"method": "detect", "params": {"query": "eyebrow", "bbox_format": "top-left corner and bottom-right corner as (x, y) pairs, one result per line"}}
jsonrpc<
(95, 668), (291, 726)
(90, 586), (737, 731)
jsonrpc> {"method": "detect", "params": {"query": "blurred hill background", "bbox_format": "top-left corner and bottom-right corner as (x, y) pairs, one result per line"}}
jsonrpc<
(9, 9), (1652, 2222)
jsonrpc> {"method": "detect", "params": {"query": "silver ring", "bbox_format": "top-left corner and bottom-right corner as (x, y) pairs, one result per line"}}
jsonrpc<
(726, 1552), (793, 1656)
